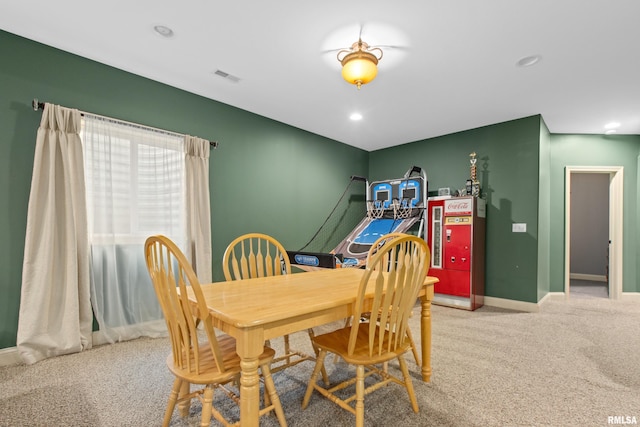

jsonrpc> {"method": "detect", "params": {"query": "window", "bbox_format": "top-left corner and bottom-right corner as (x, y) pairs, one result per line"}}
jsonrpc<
(81, 115), (186, 342)
(82, 117), (185, 244)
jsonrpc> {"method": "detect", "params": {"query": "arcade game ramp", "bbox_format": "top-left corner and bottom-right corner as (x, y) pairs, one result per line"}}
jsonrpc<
(332, 215), (420, 267)
(290, 166), (428, 270)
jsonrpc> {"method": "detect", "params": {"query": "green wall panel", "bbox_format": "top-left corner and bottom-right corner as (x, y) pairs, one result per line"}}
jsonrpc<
(549, 134), (640, 293)
(0, 30), (367, 349)
(369, 116), (542, 303)
(210, 117), (368, 271)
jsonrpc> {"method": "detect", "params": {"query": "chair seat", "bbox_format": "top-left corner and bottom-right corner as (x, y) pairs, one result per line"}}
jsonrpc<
(361, 307), (420, 366)
(312, 323), (410, 365)
(167, 333), (275, 385)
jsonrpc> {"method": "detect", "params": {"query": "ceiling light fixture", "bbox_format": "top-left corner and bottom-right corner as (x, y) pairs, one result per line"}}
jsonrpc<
(604, 121), (620, 129)
(350, 113), (363, 121)
(337, 39), (383, 89)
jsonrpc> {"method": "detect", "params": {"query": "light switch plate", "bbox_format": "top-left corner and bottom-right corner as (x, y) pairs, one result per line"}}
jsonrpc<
(512, 223), (527, 233)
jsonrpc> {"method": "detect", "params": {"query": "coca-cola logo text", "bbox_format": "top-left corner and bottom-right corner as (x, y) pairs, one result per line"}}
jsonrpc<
(447, 201), (470, 210)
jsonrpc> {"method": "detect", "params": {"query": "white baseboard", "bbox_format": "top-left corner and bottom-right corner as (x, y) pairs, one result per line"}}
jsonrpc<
(539, 291), (640, 302)
(0, 347), (21, 367)
(463, 291), (638, 312)
(544, 292), (568, 301)
(620, 292), (640, 301)
(570, 273), (607, 282)
(483, 296), (540, 312)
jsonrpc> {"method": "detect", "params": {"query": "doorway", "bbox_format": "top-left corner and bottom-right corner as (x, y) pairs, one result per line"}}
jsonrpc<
(564, 166), (623, 299)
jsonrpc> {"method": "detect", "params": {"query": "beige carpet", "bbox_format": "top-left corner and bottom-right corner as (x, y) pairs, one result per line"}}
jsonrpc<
(1, 296), (638, 427)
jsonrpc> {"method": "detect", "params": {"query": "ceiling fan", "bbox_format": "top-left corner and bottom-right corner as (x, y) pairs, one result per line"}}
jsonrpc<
(324, 23), (408, 89)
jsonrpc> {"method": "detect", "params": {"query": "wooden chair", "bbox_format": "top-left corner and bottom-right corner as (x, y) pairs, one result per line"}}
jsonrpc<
(302, 235), (430, 427)
(365, 232), (411, 268)
(339, 232), (421, 367)
(145, 235), (287, 427)
(366, 232), (421, 367)
(222, 233), (329, 384)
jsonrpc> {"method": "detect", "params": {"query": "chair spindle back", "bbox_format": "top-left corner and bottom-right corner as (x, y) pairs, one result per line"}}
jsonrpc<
(145, 235), (226, 376)
(349, 235), (430, 357)
(222, 233), (291, 281)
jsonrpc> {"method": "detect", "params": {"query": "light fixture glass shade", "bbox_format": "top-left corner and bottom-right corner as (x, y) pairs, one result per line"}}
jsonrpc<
(340, 51), (379, 88)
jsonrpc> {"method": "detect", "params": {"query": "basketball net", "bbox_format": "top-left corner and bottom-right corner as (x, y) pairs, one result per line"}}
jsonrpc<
(366, 200), (385, 219)
(392, 198), (413, 219)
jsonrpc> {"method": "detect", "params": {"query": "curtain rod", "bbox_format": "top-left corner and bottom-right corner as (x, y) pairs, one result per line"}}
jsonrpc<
(31, 99), (219, 149)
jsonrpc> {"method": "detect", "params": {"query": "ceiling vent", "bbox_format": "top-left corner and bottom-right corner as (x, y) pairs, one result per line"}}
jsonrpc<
(213, 69), (241, 83)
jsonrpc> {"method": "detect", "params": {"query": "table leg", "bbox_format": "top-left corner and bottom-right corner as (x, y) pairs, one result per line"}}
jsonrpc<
(237, 330), (264, 427)
(420, 294), (432, 382)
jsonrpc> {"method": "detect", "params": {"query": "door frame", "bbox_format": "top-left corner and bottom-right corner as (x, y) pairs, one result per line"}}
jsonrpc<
(565, 166), (623, 299)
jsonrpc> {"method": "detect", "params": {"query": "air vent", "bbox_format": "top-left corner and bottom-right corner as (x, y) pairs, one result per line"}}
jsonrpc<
(213, 69), (241, 83)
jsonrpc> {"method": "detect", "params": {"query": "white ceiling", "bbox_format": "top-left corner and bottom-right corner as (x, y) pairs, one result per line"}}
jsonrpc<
(2, 1), (639, 151)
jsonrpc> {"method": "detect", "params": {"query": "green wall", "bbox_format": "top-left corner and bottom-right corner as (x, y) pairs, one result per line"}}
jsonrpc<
(369, 124), (640, 302)
(369, 116), (543, 303)
(0, 30), (367, 349)
(548, 134), (640, 293)
(2, 29), (639, 352)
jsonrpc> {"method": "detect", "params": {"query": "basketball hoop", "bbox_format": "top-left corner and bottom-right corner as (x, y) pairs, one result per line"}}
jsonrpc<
(392, 198), (412, 219)
(367, 200), (385, 219)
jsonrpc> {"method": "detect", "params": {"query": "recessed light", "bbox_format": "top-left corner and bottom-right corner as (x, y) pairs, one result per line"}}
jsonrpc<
(350, 113), (363, 121)
(605, 129), (617, 135)
(604, 122), (620, 130)
(516, 55), (541, 67)
(153, 25), (174, 38)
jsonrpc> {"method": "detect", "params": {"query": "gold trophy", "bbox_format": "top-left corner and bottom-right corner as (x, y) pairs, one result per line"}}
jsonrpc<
(469, 152), (480, 197)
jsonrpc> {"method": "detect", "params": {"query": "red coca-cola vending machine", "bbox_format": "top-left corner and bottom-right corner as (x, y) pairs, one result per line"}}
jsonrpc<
(427, 196), (486, 310)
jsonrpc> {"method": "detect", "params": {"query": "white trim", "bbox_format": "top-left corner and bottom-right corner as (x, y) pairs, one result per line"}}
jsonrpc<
(540, 291), (640, 303)
(620, 292), (640, 301)
(565, 166), (623, 300)
(544, 292), (568, 301)
(0, 347), (21, 367)
(570, 273), (607, 283)
(483, 296), (540, 312)
(484, 292), (639, 312)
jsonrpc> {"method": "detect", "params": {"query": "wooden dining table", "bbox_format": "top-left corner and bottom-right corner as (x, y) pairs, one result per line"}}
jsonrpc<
(185, 267), (438, 427)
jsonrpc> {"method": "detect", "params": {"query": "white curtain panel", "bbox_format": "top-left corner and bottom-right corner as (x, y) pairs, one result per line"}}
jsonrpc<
(82, 115), (185, 343)
(17, 104), (93, 365)
(184, 135), (212, 283)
